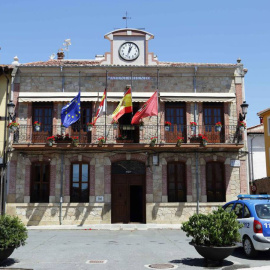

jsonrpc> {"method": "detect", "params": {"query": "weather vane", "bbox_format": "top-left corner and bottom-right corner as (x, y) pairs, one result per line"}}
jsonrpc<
(122, 11), (131, 28)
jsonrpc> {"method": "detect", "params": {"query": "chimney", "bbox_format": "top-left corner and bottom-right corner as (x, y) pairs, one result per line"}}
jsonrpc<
(57, 51), (65, 60)
(260, 117), (263, 124)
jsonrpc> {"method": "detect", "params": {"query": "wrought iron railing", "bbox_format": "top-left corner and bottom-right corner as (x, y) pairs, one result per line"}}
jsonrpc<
(10, 124), (244, 145)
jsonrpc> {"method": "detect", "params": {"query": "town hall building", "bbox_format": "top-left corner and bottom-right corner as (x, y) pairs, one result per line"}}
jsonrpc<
(6, 28), (249, 225)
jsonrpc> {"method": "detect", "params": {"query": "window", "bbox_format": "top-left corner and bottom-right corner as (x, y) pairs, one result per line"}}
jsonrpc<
(224, 203), (234, 213)
(203, 103), (224, 143)
(31, 163), (50, 203)
(244, 205), (251, 218)
(165, 103), (186, 142)
(167, 162), (186, 202)
(71, 102), (92, 143)
(206, 162), (225, 202)
(70, 163), (89, 202)
(234, 203), (243, 219)
(32, 103), (53, 143)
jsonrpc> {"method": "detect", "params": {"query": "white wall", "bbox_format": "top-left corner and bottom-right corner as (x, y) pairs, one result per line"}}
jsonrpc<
(248, 134), (267, 180)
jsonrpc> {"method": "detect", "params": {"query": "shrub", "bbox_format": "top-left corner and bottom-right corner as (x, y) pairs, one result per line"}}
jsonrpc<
(182, 207), (242, 247)
(0, 215), (28, 251)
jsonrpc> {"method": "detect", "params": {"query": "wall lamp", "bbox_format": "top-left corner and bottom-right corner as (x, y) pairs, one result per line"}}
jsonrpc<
(239, 101), (249, 121)
(7, 101), (15, 120)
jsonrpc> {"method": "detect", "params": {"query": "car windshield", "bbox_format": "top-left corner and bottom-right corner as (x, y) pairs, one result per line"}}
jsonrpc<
(255, 204), (270, 219)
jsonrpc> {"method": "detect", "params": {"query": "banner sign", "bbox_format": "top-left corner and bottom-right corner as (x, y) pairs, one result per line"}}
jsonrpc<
(108, 76), (154, 80)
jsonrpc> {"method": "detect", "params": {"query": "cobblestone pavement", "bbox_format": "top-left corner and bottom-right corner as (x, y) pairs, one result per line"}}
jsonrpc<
(1, 229), (270, 270)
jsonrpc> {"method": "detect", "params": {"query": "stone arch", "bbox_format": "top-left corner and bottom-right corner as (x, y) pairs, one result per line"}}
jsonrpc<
(107, 154), (152, 200)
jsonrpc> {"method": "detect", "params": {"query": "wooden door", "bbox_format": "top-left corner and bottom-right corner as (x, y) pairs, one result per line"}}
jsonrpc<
(111, 174), (145, 224)
(32, 103), (53, 143)
(71, 102), (92, 143)
(203, 103), (224, 143)
(111, 175), (129, 223)
(165, 103), (186, 143)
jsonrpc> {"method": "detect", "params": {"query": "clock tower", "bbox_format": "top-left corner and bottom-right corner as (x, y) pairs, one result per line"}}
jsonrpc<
(100, 28), (158, 66)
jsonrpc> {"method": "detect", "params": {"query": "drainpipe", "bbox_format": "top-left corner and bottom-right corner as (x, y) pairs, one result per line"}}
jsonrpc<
(59, 66), (65, 225)
(250, 135), (256, 184)
(193, 66), (199, 214)
(59, 153), (64, 225)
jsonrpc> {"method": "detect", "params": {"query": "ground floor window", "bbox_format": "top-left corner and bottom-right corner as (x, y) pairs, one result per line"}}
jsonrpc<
(206, 162), (225, 202)
(31, 163), (50, 203)
(70, 163), (89, 202)
(167, 162), (186, 202)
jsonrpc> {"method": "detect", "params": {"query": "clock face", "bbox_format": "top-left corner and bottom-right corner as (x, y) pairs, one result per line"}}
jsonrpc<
(119, 42), (140, 61)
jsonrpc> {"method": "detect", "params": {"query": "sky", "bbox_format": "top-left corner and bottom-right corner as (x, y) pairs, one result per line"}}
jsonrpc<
(1, 0), (269, 127)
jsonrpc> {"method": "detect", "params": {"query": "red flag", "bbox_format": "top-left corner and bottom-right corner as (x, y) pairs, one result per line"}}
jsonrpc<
(131, 91), (158, 124)
(93, 89), (106, 125)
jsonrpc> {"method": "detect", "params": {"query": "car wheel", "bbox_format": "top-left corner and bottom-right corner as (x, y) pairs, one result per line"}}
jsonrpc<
(243, 236), (258, 258)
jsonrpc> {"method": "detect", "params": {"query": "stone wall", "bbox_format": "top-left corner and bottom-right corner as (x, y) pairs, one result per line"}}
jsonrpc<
(6, 151), (247, 225)
(19, 67), (235, 94)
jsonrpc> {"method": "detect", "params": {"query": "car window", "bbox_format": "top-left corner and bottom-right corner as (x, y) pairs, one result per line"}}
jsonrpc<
(255, 204), (270, 219)
(234, 203), (243, 219)
(224, 203), (234, 213)
(243, 205), (251, 218)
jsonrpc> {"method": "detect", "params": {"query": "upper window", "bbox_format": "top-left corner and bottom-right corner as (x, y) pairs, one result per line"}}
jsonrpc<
(167, 162), (186, 202)
(32, 103), (53, 143)
(70, 163), (89, 202)
(71, 102), (92, 143)
(203, 103), (224, 143)
(31, 163), (50, 203)
(165, 103), (186, 143)
(206, 162), (225, 202)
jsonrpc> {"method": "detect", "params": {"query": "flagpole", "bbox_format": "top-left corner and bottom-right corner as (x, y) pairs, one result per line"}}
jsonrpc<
(157, 69), (159, 142)
(131, 71), (133, 117)
(105, 70), (108, 141)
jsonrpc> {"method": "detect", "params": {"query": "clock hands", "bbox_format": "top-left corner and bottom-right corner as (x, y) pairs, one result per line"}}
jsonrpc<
(127, 45), (132, 55)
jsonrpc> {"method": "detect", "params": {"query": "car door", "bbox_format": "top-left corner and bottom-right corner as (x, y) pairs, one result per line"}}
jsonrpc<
(233, 202), (244, 243)
(241, 204), (254, 239)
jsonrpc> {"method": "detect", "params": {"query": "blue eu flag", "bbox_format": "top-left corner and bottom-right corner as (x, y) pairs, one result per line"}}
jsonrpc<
(61, 92), (81, 128)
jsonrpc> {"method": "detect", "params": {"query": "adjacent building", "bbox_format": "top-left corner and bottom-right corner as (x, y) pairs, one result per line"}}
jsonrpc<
(0, 64), (13, 215)
(247, 123), (266, 182)
(6, 28), (249, 225)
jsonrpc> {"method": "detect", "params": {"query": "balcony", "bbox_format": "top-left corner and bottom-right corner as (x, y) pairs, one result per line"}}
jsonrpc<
(10, 124), (244, 150)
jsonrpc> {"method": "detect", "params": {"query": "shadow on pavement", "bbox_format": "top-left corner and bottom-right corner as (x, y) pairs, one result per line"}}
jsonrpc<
(0, 258), (18, 267)
(231, 248), (270, 261)
(170, 258), (234, 268)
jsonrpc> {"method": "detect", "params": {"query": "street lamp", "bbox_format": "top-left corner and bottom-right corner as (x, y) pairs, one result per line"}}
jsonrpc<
(239, 101), (249, 121)
(7, 101), (15, 120)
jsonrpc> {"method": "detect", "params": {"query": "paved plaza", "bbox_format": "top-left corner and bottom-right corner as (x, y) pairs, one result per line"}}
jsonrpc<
(1, 228), (270, 270)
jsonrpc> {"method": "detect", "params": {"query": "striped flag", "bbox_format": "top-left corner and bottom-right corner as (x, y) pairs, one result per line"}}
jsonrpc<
(112, 88), (132, 122)
(93, 89), (107, 125)
(131, 91), (158, 124)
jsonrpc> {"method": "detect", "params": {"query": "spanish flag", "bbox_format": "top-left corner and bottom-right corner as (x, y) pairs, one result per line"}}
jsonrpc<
(112, 88), (132, 122)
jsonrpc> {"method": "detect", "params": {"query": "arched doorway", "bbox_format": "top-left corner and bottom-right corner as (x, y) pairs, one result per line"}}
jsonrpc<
(111, 160), (146, 224)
